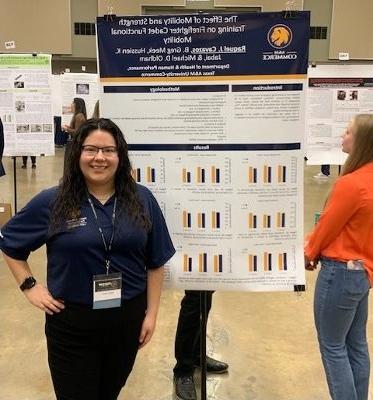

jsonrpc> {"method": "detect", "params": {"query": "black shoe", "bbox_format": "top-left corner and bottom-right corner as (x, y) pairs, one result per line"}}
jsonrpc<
(21, 164), (27, 169)
(31, 164), (36, 169)
(174, 375), (197, 400)
(195, 356), (229, 374)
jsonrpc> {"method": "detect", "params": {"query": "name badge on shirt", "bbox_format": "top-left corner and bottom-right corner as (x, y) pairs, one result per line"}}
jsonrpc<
(93, 272), (122, 309)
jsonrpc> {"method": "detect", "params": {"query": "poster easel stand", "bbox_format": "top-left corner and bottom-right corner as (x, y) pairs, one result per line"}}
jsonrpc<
(200, 290), (208, 400)
(13, 157), (18, 213)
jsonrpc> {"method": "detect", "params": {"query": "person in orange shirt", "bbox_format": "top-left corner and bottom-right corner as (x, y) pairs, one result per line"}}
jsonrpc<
(305, 114), (373, 400)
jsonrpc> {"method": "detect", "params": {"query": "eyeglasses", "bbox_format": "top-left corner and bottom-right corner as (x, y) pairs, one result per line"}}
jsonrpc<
(81, 145), (118, 157)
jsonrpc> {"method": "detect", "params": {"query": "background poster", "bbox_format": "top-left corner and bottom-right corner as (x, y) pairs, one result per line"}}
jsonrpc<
(306, 64), (373, 165)
(60, 73), (99, 125)
(97, 12), (310, 291)
(0, 54), (54, 156)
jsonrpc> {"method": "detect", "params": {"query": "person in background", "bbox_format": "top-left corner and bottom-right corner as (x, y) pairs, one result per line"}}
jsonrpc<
(313, 164), (330, 179)
(21, 156), (36, 169)
(0, 118), (175, 399)
(92, 100), (100, 119)
(62, 97), (87, 172)
(0, 117), (5, 177)
(305, 114), (373, 400)
(174, 291), (228, 400)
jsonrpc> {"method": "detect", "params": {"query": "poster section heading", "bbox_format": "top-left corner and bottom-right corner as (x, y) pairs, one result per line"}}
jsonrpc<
(97, 12), (310, 78)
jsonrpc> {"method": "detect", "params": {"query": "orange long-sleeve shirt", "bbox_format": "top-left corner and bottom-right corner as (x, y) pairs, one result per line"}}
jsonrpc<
(305, 162), (373, 283)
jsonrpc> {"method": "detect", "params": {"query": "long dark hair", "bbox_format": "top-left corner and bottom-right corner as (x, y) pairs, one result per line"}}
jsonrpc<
(50, 118), (150, 231)
(70, 97), (87, 128)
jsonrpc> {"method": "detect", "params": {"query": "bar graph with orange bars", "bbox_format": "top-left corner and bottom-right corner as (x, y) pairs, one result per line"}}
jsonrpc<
(131, 167), (155, 183)
(211, 166), (220, 183)
(278, 253), (288, 271)
(197, 212), (206, 228)
(211, 211), (221, 228)
(248, 213), (257, 229)
(263, 165), (272, 183)
(213, 254), (223, 272)
(182, 168), (192, 183)
(198, 253), (208, 272)
(182, 211), (192, 228)
(248, 254), (258, 272)
(183, 254), (193, 272)
(262, 214), (271, 228)
(196, 167), (206, 183)
(248, 166), (258, 183)
(277, 165), (286, 183)
(276, 212), (286, 228)
(263, 252), (273, 271)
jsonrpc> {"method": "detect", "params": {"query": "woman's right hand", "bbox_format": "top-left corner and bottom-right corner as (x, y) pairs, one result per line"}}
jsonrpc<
(23, 283), (65, 315)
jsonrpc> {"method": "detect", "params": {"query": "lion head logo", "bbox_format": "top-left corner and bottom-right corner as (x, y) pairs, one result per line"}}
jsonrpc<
(268, 25), (292, 49)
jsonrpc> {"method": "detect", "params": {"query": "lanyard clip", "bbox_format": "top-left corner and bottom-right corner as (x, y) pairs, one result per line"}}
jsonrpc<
(105, 260), (110, 275)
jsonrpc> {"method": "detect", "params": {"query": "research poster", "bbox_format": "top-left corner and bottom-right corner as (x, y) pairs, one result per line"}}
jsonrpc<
(97, 12), (310, 291)
(306, 64), (373, 165)
(0, 54), (54, 156)
(60, 73), (99, 125)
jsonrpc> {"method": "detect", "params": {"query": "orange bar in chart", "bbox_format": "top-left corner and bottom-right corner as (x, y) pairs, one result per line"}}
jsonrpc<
(277, 165), (286, 183)
(276, 212), (285, 228)
(248, 254), (258, 272)
(278, 253), (283, 270)
(199, 253), (203, 272)
(182, 168), (187, 183)
(183, 254), (188, 272)
(211, 166), (216, 183)
(214, 255), (218, 272)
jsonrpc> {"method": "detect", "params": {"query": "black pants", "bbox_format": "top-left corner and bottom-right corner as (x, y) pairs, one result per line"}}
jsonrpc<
(173, 290), (213, 377)
(45, 292), (146, 400)
(22, 156), (36, 165)
(321, 164), (330, 176)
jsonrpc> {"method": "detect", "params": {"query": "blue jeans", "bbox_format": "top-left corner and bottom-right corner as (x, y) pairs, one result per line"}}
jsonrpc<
(314, 258), (371, 400)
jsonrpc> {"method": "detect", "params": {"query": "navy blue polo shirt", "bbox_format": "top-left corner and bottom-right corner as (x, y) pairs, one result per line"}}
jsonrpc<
(0, 185), (175, 305)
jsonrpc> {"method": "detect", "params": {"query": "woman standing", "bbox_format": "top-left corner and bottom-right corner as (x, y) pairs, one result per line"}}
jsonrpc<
(0, 118), (175, 399)
(305, 114), (373, 400)
(62, 97), (87, 171)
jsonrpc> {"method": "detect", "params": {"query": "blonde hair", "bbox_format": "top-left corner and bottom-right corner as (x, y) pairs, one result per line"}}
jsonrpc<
(342, 114), (373, 175)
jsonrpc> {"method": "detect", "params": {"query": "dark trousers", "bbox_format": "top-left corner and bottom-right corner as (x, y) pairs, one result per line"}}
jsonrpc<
(321, 164), (330, 176)
(45, 292), (146, 400)
(22, 156), (36, 165)
(173, 290), (213, 377)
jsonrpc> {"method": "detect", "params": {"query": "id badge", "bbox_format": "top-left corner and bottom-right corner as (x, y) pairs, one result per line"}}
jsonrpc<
(93, 272), (122, 309)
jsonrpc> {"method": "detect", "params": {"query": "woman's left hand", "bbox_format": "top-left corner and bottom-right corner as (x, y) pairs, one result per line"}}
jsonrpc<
(305, 254), (317, 271)
(139, 313), (156, 349)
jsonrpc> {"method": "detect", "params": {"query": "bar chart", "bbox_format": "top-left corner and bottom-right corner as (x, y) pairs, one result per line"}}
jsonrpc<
(182, 253), (224, 273)
(238, 154), (299, 187)
(131, 166), (156, 183)
(129, 154), (166, 185)
(246, 210), (290, 229)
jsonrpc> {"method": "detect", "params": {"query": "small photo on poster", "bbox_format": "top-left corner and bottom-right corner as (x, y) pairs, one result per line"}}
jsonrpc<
(76, 83), (89, 95)
(43, 124), (53, 132)
(349, 90), (358, 101)
(15, 101), (25, 112)
(337, 90), (346, 101)
(14, 81), (25, 89)
(31, 124), (42, 133)
(16, 124), (30, 133)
